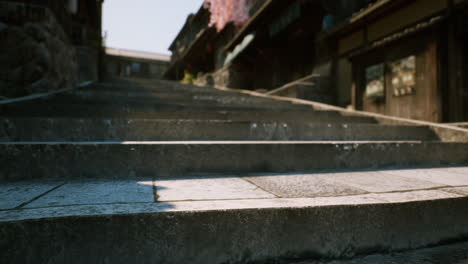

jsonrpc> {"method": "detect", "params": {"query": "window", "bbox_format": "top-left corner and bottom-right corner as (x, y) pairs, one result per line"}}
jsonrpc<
(364, 55), (416, 100)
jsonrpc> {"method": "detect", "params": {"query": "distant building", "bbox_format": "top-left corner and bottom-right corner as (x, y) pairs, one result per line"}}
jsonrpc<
(104, 48), (170, 79)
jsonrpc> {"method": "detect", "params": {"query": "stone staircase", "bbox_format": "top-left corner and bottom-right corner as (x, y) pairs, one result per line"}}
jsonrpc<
(1, 78), (468, 263)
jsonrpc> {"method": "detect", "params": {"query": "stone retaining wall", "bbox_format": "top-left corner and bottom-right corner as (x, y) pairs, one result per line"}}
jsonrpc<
(0, 2), (78, 98)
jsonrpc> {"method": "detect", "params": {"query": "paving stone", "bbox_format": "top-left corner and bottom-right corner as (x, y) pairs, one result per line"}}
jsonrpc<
(155, 177), (276, 202)
(324, 171), (444, 193)
(23, 179), (154, 208)
(382, 168), (468, 186)
(244, 173), (368, 198)
(0, 182), (62, 209)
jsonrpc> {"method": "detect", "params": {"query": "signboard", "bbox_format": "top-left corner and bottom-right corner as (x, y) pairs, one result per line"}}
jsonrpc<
(390, 56), (416, 97)
(365, 64), (385, 99)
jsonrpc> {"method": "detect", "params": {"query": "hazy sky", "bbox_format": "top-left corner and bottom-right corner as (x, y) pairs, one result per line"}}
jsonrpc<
(103, 0), (205, 55)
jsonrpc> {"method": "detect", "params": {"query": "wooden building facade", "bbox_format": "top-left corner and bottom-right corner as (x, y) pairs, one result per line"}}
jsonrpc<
(165, 0), (375, 104)
(333, 0), (468, 122)
(167, 0), (468, 123)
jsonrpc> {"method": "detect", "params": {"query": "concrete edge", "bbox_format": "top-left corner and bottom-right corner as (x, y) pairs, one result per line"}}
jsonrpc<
(0, 140), (426, 145)
(0, 189), (464, 223)
(0, 81), (94, 106)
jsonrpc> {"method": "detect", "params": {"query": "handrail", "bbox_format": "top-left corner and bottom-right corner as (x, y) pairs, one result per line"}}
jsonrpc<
(0, 81), (94, 106)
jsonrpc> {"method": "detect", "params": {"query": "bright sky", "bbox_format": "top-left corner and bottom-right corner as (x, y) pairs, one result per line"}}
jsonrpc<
(103, 0), (205, 55)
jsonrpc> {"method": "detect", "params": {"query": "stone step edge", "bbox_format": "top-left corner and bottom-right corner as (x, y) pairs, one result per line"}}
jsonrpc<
(2, 193), (468, 263)
(0, 117), (426, 125)
(0, 140), (425, 145)
(3, 141), (466, 180)
(0, 189), (465, 223)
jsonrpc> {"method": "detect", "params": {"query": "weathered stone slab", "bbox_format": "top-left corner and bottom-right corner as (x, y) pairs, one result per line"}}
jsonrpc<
(244, 173), (368, 198)
(24, 179), (154, 208)
(0, 182), (62, 209)
(382, 168), (468, 186)
(325, 171), (444, 193)
(156, 177), (275, 201)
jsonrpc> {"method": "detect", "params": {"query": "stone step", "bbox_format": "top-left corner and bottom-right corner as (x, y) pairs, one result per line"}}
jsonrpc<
(1, 141), (467, 180)
(88, 81), (248, 95)
(2, 168), (468, 263)
(0, 118), (439, 141)
(71, 89), (297, 106)
(0, 97), (315, 112)
(75, 88), (260, 100)
(0, 105), (378, 123)
(90, 79), (244, 97)
(50, 92), (311, 110)
(104, 77), (216, 89)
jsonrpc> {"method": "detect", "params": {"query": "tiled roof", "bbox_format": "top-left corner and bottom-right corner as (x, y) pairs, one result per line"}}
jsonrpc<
(105, 47), (170, 62)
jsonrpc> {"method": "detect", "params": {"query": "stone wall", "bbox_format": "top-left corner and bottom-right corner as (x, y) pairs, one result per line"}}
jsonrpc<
(0, 2), (78, 98)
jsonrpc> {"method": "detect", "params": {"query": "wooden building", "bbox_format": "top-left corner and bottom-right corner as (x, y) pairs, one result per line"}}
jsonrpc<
(333, 0), (468, 122)
(167, 0), (468, 123)
(165, 0), (373, 104)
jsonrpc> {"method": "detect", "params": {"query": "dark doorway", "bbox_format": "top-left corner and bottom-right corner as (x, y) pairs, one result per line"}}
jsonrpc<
(463, 33), (468, 121)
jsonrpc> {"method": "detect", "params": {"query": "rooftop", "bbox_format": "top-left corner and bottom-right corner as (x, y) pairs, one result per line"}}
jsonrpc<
(105, 47), (171, 62)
